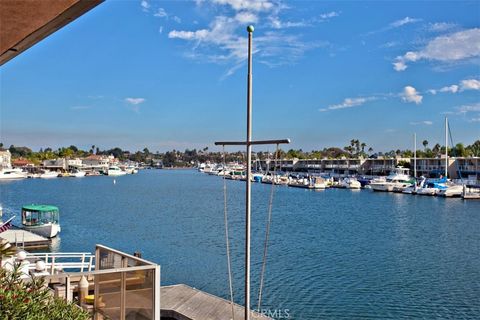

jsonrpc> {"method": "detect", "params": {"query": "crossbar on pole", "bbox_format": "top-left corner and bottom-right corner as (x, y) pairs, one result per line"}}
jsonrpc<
(214, 139), (290, 146)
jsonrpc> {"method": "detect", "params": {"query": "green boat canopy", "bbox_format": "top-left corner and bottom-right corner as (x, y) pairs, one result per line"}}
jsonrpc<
(22, 205), (59, 212)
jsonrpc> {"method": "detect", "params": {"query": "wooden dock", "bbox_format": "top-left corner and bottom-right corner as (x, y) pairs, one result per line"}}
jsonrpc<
(0, 226), (50, 248)
(161, 284), (271, 320)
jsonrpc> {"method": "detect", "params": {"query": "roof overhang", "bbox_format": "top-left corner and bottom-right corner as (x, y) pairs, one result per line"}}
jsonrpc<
(0, 0), (103, 66)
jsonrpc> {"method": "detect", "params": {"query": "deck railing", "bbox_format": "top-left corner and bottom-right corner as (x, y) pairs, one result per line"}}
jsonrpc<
(34, 245), (160, 320)
(26, 252), (95, 274)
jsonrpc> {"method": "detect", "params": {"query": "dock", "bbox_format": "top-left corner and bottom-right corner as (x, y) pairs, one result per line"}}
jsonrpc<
(161, 284), (271, 320)
(0, 226), (50, 249)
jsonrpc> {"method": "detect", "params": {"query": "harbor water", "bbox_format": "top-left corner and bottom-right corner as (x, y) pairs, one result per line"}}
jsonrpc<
(1, 170), (479, 319)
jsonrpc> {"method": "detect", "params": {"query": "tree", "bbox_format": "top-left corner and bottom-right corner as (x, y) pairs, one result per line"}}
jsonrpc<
(452, 143), (467, 157)
(466, 140), (480, 157)
(0, 262), (89, 320)
(361, 142), (366, 153)
(422, 140), (428, 150)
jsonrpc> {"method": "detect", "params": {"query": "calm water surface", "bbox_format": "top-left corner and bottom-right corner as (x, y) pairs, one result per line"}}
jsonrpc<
(1, 170), (479, 319)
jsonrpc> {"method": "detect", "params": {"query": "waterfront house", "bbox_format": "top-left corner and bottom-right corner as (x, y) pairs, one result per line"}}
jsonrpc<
(12, 158), (34, 168)
(42, 158), (68, 171)
(82, 154), (112, 171)
(0, 150), (12, 169)
(412, 156), (454, 178)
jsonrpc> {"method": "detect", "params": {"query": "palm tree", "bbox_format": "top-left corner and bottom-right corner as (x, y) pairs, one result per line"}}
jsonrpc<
(361, 142), (366, 153)
(422, 140), (428, 150)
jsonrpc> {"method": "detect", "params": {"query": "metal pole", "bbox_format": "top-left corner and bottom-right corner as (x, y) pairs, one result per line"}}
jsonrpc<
(414, 133), (417, 178)
(245, 25), (254, 320)
(445, 117), (448, 178)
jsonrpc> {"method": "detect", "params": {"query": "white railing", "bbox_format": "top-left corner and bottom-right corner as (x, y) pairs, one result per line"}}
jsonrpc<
(26, 252), (95, 274)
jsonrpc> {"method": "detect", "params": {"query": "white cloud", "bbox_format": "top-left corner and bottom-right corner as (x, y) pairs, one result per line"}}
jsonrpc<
(401, 86), (423, 104)
(457, 102), (480, 114)
(140, 0), (150, 12)
(460, 79), (480, 91)
(390, 17), (421, 28)
(211, 0), (274, 12)
(319, 11), (340, 20)
(410, 120), (433, 125)
(169, 29), (209, 40)
(381, 41), (400, 48)
(439, 85), (459, 93)
(235, 11), (258, 24)
(159, 26), (163, 34)
(268, 17), (308, 29)
(173, 16), (182, 23)
(428, 78), (480, 95)
(169, 10), (321, 77)
(428, 22), (457, 32)
(154, 8), (167, 18)
(125, 98), (146, 105)
(320, 97), (377, 112)
(393, 28), (480, 71)
(470, 117), (480, 122)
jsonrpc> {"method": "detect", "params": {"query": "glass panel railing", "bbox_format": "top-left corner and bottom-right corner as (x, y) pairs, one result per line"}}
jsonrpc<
(96, 271), (122, 320)
(125, 269), (154, 320)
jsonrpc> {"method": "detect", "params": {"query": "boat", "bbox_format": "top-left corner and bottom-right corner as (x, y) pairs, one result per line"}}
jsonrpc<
(107, 166), (127, 176)
(21, 204), (61, 238)
(416, 177), (448, 196)
(339, 177), (361, 189)
(125, 165), (138, 174)
(370, 167), (413, 192)
(252, 173), (264, 182)
(39, 170), (59, 179)
(436, 183), (464, 197)
(71, 169), (87, 177)
(0, 168), (27, 180)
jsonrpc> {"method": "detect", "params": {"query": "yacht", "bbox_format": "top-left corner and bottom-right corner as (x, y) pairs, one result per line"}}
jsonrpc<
(71, 169), (87, 177)
(0, 168), (27, 180)
(339, 177), (361, 189)
(39, 170), (59, 179)
(107, 166), (127, 176)
(437, 184), (464, 197)
(22, 204), (61, 238)
(125, 165), (138, 174)
(370, 167), (413, 192)
(416, 177), (447, 196)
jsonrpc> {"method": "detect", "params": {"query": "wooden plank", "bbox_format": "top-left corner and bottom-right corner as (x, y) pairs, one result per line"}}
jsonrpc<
(161, 284), (271, 320)
(0, 227), (50, 248)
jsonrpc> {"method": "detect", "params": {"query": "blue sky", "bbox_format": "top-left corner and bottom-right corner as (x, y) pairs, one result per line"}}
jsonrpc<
(1, 0), (479, 152)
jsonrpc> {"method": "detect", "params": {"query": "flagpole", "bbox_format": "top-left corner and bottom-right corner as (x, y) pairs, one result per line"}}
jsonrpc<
(245, 24), (254, 320)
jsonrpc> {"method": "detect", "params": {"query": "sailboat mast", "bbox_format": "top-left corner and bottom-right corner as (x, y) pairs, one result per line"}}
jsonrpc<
(445, 117), (448, 178)
(245, 25), (254, 320)
(414, 133), (417, 178)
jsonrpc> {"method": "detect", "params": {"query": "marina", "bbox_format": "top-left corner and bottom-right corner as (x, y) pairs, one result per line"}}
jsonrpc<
(0, 0), (479, 319)
(1, 169), (479, 319)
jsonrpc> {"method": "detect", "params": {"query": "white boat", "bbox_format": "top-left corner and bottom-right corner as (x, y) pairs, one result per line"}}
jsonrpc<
(340, 177), (361, 189)
(437, 184), (464, 197)
(71, 170), (87, 177)
(125, 166), (138, 174)
(22, 204), (61, 238)
(107, 166), (127, 176)
(39, 170), (59, 179)
(401, 184), (417, 194)
(0, 168), (27, 180)
(370, 167), (413, 192)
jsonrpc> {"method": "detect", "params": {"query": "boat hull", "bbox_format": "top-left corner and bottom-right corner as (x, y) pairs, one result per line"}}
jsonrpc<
(23, 223), (60, 238)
